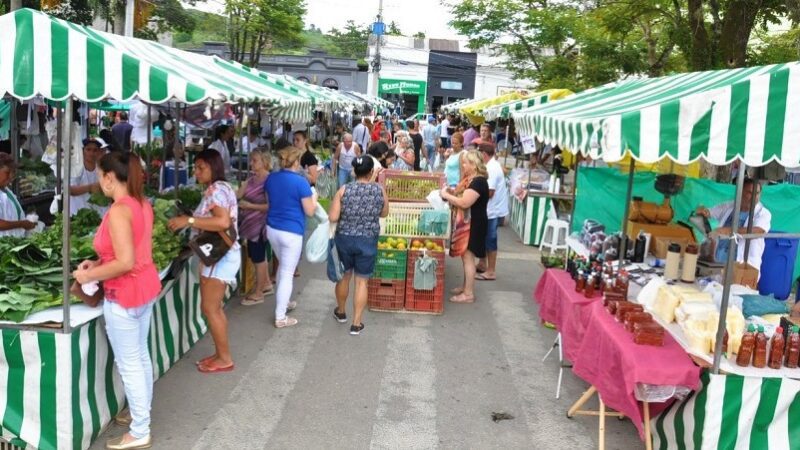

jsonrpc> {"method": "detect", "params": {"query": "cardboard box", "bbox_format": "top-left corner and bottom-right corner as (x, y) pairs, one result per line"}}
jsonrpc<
(733, 262), (759, 290)
(627, 221), (695, 253)
(653, 237), (691, 259)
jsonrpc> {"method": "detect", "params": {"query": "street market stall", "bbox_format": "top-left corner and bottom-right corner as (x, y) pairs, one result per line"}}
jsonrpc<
(0, 8), (318, 449)
(521, 61), (800, 448)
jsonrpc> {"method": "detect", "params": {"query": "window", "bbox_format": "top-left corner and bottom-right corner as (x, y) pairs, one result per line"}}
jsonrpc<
(297, 76), (311, 83)
(322, 78), (339, 89)
(441, 81), (463, 90)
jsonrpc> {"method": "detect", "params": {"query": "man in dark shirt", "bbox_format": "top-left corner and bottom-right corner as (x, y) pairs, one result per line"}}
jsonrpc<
(111, 112), (133, 151)
(407, 119), (424, 171)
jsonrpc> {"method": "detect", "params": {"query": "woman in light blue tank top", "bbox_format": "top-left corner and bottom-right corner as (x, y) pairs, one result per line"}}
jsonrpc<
(444, 131), (465, 187)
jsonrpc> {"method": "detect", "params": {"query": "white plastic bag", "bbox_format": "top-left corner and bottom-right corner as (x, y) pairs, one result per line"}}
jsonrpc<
(433, 152), (442, 169)
(420, 157), (428, 171)
(426, 189), (448, 211)
(305, 204), (330, 263)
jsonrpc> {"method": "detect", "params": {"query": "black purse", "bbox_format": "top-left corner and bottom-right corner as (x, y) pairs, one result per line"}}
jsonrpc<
(188, 225), (238, 266)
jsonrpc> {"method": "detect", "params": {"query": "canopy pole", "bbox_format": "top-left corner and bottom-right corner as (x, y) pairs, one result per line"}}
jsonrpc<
(565, 153), (580, 270)
(10, 100), (18, 194)
(62, 99), (75, 334)
(162, 104), (170, 193)
(238, 106), (246, 183)
(146, 103), (152, 189)
(712, 165), (747, 373)
(617, 158), (636, 272)
(174, 104), (182, 199)
(742, 178), (757, 263)
(503, 120), (511, 167)
(55, 107), (63, 196)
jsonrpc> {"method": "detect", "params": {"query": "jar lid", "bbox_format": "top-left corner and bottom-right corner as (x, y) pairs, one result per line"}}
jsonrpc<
(668, 243), (682, 252)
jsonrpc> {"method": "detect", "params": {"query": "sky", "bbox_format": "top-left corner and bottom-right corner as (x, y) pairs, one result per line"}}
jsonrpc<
(303, 0), (463, 39)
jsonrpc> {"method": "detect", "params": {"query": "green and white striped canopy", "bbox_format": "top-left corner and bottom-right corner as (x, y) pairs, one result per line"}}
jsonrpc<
(441, 98), (473, 113)
(0, 8), (314, 121)
(346, 91), (394, 110)
(484, 89), (573, 121)
(515, 63), (800, 167)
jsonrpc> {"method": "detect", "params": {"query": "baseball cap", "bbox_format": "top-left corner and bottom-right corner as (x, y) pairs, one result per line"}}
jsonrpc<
(83, 137), (109, 149)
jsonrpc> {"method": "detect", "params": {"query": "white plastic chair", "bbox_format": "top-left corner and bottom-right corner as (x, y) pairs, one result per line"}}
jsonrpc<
(540, 209), (569, 254)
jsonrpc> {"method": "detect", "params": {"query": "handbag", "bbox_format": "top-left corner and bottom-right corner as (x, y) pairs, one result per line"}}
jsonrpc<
(188, 225), (238, 266)
(449, 208), (471, 257)
(327, 224), (345, 282)
(70, 281), (104, 308)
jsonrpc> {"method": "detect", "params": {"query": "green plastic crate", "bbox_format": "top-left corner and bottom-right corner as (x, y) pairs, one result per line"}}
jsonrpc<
(373, 237), (408, 280)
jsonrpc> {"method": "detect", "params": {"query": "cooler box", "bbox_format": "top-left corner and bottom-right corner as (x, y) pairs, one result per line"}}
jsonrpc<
(758, 232), (800, 300)
(161, 161), (189, 190)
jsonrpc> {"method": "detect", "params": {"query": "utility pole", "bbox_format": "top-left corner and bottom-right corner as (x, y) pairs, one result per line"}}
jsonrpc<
(124, 0), (135, 37)
(370, 0), (384, 97)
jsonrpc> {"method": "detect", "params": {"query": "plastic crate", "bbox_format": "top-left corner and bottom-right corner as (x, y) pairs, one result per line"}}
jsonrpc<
(380, 203), (451, 240)
(378, 170), (446, 202)
(373, 237), (409, 280)
(368, 278), (406, 311)
(405, 243), (446, 314)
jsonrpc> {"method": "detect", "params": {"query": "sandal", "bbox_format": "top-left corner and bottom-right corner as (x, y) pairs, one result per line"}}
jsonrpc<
(195, 354), (216, 366)
(275, 317), (298, 328)
(450, 287), (464, 295)
(449, 293), (475, 303)
(263, 285), (275, 296)
(475, 273), (496, 281)
(241, 294), (264, 306)
(197, 361), (235, 374)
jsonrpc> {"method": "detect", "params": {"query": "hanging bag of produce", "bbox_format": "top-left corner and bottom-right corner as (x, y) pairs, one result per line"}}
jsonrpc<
(413, 254), (438, 291)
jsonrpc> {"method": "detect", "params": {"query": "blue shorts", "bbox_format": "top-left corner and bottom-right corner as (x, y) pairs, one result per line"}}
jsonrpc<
(335, 234), (379, 278)
(486, 217), (500, 252)
(201, 248), (241, 286)
(247, 237), (267, 264)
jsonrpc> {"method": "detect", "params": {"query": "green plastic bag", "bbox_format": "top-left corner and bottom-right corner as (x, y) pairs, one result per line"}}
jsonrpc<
(413, 255), (438, 291)
(418, 210), (449, 236)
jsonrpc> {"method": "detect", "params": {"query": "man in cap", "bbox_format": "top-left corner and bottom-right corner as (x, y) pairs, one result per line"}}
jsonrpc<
(69, 137), (108, 216)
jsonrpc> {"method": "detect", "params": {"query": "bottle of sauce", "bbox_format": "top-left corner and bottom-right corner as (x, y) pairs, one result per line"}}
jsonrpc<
(584, 275), (596, 298)
(664, 243), (682, 280)
(753, 325), (768, 368)
(786, 326), (800, 369)
(681, 244), (699, 283)
(769, 327), (785, 369)
(575, 271), (585, 293)
(736, 325), (756, 367)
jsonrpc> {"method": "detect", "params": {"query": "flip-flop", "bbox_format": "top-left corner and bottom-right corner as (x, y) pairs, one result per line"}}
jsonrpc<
(263, 286), (275, 296)
(449, 294), (475, 303)
(475, 273), (496, 281)
(241, 295), (265, 306)
(450, 287), (464, 295)
(197, 362), (235, 374)
(476, 267), (487, 274)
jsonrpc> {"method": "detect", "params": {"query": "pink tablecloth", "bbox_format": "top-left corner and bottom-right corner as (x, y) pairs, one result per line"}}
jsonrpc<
(533, 269), (701, 438)
(533, 269), (598, 362)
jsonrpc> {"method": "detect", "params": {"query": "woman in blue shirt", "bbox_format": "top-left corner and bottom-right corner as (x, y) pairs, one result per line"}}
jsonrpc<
(265, 147), (318, 328)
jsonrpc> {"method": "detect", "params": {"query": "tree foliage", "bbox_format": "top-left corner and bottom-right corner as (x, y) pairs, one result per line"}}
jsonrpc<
(446, 0), (799, 90)
(326, 20), (370, 59)
(226, 0), (306, 67)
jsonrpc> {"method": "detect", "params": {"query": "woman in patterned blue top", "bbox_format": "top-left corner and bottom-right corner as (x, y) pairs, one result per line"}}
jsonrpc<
(328, 156), (389, 335)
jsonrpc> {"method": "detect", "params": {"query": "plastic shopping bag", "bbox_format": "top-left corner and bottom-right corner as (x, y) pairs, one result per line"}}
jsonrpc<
(327, 225), (345, 282)
(426, 189), (448, 211)
(413, 255), (438, 291)
(433, 152), (442, 169)
(420, 157), (428, 171)
(305, 220), (330, 263)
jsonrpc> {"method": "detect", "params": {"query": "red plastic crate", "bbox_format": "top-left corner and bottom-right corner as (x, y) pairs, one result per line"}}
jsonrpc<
(404, 244), (446, 314)
(368, 278), (406, 311)
(378, 169), (446, 202)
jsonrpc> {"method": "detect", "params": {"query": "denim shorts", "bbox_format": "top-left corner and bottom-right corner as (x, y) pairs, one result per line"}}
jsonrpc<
(486, 217), (500, 252)
(247, 237), (268, 264)
(201, 248), (241, 286)
(335, 234), (379, 277)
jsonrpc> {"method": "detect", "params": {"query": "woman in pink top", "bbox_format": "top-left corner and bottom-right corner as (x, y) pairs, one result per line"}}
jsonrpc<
(73, 152), (161, 450)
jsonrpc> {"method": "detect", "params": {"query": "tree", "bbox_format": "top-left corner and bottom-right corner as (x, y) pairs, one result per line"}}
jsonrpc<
(226, 0), (306, 67)
(387, 20), (402, 35)
(413, 31), (426, 39)
(326, 20), (370, 59)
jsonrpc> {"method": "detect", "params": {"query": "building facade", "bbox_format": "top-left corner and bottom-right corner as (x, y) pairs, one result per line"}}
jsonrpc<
(367, 36), (532, 116)
(196, 43), (368, 93)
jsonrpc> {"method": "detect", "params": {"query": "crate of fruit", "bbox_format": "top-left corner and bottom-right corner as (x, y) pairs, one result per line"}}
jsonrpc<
(378, 170), (446, 202)
(405, 239), (446, 314)
(380, 203), (451, 240)
(368, 278), (406, 311)
(374, 237), (408, 280)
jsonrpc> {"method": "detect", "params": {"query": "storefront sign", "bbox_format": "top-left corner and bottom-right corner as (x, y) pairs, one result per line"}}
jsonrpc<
(379, 78), (427, 96)
(441, 81), (463, 90)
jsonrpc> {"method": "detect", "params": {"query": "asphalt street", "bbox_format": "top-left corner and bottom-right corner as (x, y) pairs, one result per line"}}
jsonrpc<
(91, 225), (642, 450)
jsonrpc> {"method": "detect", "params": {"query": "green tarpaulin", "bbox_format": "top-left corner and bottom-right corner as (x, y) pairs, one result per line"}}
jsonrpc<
(574, 167), (800, 281)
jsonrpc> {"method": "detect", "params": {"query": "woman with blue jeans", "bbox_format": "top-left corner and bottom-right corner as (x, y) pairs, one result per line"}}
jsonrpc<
(168, 149), (241, 374)
(265, 147), (318, 328)
(73, 152), (161, 450)
(334, 133), (361, 187)
(329, 156), (389, 335)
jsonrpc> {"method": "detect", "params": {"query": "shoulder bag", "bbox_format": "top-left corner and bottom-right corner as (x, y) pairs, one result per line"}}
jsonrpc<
(189, 225), (238, 266)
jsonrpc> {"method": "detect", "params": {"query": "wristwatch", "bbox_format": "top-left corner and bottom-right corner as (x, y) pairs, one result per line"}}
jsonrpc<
(187, 217), (195, 227)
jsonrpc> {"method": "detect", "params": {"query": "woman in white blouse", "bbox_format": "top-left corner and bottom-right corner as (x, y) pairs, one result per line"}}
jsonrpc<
(0, 154), (35, 237)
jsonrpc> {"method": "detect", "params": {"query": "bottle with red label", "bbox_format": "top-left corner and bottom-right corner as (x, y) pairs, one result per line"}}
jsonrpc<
(786, 326), (800, 369)
(769, 327), (785, 369)
(753, 325), (768, 369)
(736, 325), (756, 367)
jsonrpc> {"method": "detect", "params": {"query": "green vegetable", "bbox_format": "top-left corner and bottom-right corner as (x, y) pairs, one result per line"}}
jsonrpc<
(89, 192), (112, 207)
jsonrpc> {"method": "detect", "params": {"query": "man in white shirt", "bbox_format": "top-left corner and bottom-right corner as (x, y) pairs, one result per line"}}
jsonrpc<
(439, 114), (451, 149)
(476, 143), (509, 281)
(352, 117), (370, 152)
(422, 117), (440, 169)
(69, 137), (107, 216)
(697, 178), (771, 275)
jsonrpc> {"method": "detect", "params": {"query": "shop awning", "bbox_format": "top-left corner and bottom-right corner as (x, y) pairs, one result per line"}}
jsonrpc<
(514, 63), (800, 167)
(440, 98), (473, 113)
(0, 8), (314, 120)
(484, 89), (573, 121)
(458, 92), (534, 125)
